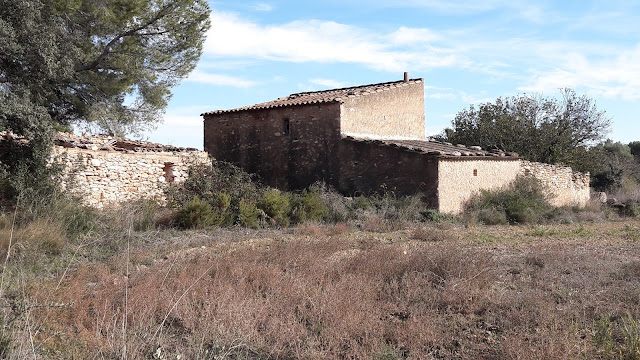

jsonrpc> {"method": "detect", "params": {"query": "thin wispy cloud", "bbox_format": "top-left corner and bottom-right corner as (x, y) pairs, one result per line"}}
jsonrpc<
(519, 45), (640, 100)
(378, 0), (549, 23)
(185, 69), (260, 88)
(251, 2), (273, 12)
(309, 78), (346, 89)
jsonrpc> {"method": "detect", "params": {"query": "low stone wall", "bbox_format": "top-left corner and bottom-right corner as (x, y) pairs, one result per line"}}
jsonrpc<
(520, 160), (590, 208)
(55, 147), (209, 208)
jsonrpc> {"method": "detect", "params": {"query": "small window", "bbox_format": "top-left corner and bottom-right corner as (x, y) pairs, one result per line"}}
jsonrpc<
(283, 118), (290, 135)
(473, 169), (478, 176)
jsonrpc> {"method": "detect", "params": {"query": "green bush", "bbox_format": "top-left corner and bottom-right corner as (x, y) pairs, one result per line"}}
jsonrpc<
(466, 176), (552, 225)
(420, 209), (457, 223)
(238, 199), (261, 228)
(166, 160), (261, 209)
(475, 207), (509, 225)
(166, 161), (263, 227)
(623, 201), (640, 218)
(176, 196), (215, 229)
(291, 189), (329, 223)
(351, 196), (372, 211)
(258, 189), (291, 226)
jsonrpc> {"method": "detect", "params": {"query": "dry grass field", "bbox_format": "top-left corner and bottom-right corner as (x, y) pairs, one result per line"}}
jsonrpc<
(2, 219), (638, 359)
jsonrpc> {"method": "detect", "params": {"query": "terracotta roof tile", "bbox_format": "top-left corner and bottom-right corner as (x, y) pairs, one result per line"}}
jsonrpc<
(201, 78), (423, 116)
(343, 136), (519, 159)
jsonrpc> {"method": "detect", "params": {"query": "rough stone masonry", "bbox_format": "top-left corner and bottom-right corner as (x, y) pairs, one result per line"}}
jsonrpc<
(53, 133), (209, 208)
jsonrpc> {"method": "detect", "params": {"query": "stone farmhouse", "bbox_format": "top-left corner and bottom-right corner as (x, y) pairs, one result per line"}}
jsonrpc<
(202, 74), (590, 214)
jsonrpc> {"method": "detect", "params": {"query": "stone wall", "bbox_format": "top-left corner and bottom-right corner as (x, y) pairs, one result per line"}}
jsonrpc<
(437, 158), (591, 214)
(55, 147), (209, 208)
(339, 138), (439, 207)
(204, 103), (343, 190)
(520, 160), (590, 208)
(340, 80), (425, 140)
(437, 158), (522, 214)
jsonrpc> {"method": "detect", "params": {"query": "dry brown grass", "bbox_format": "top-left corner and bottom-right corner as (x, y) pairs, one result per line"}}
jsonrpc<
(5, 220), (640, 359)
(0, 218), (67, 257)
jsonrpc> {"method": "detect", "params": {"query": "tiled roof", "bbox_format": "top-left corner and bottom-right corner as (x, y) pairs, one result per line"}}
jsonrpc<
(201, 78), (424, 116)
(343, 136), (519, 159)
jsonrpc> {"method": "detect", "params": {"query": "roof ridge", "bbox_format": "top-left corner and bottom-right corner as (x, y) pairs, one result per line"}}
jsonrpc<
(202, 78), (424, 116)
(289, 78), (423, 97)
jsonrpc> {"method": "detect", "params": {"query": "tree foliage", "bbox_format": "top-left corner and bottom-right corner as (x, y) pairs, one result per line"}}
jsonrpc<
(442, 89), (611, 169)
(0, 0), (210, 203)
(1, 0), (210, 137)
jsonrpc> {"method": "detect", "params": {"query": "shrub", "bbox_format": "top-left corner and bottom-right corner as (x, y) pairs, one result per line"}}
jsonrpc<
(166, 160), (262, 209)
(291, 189), (329, 223)
(258, 189), (291, 226)
(475, 207), (509, 225)
(368, 192), (427, 223)
(310, 182), (353, 222)
(410, 226), (456, 242)
(238, 199), (261, 228)
(623, 201), (640, 218)
(0, 218), (67, 257)
(351, 196), (372, 211)
(466, 176), (552, 225)
(420, 209), (456, 223)
(176, 196), (215, 229)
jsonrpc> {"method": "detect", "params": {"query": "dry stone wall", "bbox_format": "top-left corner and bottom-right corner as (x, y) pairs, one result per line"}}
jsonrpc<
(520, 160), (590, 208)
(55, 147), (209, 208)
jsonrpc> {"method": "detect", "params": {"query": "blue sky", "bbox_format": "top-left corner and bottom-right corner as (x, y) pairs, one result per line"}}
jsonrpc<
(146, 0), (640, 149)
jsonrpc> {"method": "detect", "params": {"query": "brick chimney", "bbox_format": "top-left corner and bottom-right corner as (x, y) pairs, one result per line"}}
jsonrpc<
(404, 72), (409, 82)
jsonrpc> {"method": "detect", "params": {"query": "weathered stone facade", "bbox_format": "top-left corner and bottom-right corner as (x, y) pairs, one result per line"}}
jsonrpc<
(339, 138), (439, 208)
(204, 103), (342, 190)
(520, 160), (591, 208)
(202, 75), (591, 214)
(53, 133), (208, 208)
(340, 81), (425, 139)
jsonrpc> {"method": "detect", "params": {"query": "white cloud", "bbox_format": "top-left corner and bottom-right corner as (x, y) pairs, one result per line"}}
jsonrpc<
(185, 69), (259, 88)
(519, 45), (640, 100)
(203, 12), (467, 72)
(251, 2), (273, 12)
(309, 78), (346, 88)
(200, 10), (640, 102)
(425, 92), (456, 100)
(388, 27), (441, 45)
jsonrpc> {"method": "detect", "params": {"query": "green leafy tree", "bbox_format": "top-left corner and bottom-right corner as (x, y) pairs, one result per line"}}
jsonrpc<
(1, 0), (210, 136)
(0, 0), (210, 202)
(589, 140), (633, 192)
(629, 141), (640, 158)
(442, 89), (611, 169)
